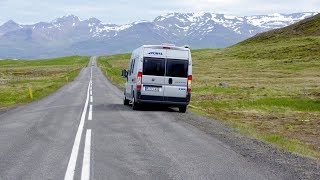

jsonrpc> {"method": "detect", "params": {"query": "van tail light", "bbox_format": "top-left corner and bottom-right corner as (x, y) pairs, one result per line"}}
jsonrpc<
(137, 71), (142, 90)
(187, 75), (192, 92)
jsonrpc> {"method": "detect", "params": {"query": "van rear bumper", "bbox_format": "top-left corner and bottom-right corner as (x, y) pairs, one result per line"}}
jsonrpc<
(137, 93), (190, 106)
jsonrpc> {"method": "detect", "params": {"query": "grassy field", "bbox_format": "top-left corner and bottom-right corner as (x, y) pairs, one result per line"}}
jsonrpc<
(97, 15), (320, 159)
(190, 36), (320, 159)
(0, 56), (89, 108)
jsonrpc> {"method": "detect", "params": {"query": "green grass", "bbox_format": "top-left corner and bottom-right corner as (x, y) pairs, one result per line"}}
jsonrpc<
(0, 56), (89, 108)
(97, 54), (130, 87)
(230, 122), (320, 159)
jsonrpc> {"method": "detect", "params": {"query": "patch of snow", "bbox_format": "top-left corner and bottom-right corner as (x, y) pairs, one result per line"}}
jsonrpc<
(234, 27), (241, 34)
(193, 12), (206, 17)
(156, 16), (166, 21)
(132, 20), (149, 25)
(53, 23), (61, 28)
(161, 13), (175, 19)
(224, 15), (237, 19)
(94, 23), (132, 34)
(244, 12), (315, 28)
(117, 24), (132, 31)
(298, 12), (314, 19)
(176, 17), (188, 23)
(271, 13), (281, 16)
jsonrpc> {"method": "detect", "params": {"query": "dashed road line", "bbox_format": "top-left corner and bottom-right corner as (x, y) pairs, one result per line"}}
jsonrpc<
(88, 105), (92, 121)
(81, 129), (92, 180)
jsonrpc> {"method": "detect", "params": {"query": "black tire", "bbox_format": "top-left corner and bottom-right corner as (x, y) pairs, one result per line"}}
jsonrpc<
(179, 106), (187, 113)
(123, 95), (129, 105)
(132, 97), (139, 110)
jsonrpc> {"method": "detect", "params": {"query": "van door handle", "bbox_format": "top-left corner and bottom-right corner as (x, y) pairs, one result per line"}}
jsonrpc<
(168, 78), (172, 84)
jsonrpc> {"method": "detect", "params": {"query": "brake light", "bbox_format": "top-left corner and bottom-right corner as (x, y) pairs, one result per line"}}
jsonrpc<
(137, 71), (142, 90)
(187, 75), (192, 92)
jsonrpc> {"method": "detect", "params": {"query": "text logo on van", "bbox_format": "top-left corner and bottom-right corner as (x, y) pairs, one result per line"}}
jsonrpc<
(148, 52), (163, 56)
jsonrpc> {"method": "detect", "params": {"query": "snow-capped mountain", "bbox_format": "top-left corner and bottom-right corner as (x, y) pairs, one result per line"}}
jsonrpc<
(0, 12), (317, 59)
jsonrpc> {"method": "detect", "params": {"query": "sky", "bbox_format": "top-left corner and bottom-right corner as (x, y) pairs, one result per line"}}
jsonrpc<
(0, 0), (319, 25)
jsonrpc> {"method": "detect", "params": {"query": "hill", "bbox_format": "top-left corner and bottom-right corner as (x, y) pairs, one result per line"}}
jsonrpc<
(242, 13), (320, 43)
(226, 13), (320, 63)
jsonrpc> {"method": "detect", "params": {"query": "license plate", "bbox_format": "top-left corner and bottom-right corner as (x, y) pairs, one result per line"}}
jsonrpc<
(145, 86), (161, 92)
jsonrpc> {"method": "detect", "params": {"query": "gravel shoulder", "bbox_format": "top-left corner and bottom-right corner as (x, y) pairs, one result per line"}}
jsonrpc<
(175, 111), (320, 179)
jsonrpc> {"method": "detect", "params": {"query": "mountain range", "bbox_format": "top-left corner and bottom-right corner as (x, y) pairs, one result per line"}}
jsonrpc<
(0, 12), (318, 59)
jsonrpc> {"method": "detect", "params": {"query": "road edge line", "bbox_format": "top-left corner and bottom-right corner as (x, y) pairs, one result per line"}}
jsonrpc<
(81, 129), (92, 180)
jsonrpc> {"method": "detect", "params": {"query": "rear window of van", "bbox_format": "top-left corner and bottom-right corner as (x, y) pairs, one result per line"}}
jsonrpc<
(166, 59), (188, 78)
(143, 58), (165, 76)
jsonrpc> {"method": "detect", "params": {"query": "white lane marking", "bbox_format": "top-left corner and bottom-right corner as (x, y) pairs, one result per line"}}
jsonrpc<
(88, 105), (92, 121)
(90, 67), (92, 79)
(81, 129), (92, 180)
(90, 90), (92, 96)
(90, 96), (93, 103)
(64, 81), (91, 180)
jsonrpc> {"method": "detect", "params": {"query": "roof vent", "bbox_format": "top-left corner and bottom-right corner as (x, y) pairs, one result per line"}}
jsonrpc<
(183, 45), (191, 49)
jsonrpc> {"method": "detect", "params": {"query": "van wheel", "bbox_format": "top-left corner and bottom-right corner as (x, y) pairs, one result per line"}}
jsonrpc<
(179, 106), (187, 113)
(123, 95), (129, 105)
(132, 97), (139, 110)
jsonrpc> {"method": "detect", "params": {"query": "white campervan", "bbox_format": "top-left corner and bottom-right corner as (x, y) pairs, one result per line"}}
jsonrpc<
(121, 44), (192, 113)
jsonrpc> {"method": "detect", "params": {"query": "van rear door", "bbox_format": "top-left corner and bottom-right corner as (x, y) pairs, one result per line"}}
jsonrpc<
(141, 57), (165, 100)
(164, 58), (189, 99)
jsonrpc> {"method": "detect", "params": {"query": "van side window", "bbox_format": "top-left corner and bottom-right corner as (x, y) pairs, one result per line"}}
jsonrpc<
(143, 58), (165, 76)
(166, 59), (188, 78)
(132, 58), (136, 74)
(128, 59), (134, 75)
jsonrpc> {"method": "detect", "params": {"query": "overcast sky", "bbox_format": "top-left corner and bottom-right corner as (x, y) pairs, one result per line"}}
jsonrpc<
(0, 0), (319, 25)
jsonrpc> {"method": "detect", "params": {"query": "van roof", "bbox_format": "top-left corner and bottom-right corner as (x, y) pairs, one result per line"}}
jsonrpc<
(141, 45), (190, 51)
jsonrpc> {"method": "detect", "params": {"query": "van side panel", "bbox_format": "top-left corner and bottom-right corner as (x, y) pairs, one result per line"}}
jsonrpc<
(163, 77), (187, 98)
(166, 49), (189, 59)
(163, 50), (190, 99)
(143, 48), (166, 58)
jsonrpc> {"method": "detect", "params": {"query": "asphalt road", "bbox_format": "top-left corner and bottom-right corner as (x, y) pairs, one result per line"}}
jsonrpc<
(0, 57), (317, 180)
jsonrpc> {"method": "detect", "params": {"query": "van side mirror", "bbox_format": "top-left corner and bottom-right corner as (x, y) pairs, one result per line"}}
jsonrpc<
(121, 69), (128, 78)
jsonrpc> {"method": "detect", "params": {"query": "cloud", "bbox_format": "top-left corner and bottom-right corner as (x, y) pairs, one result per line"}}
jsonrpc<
(178, 0), (319, 15)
